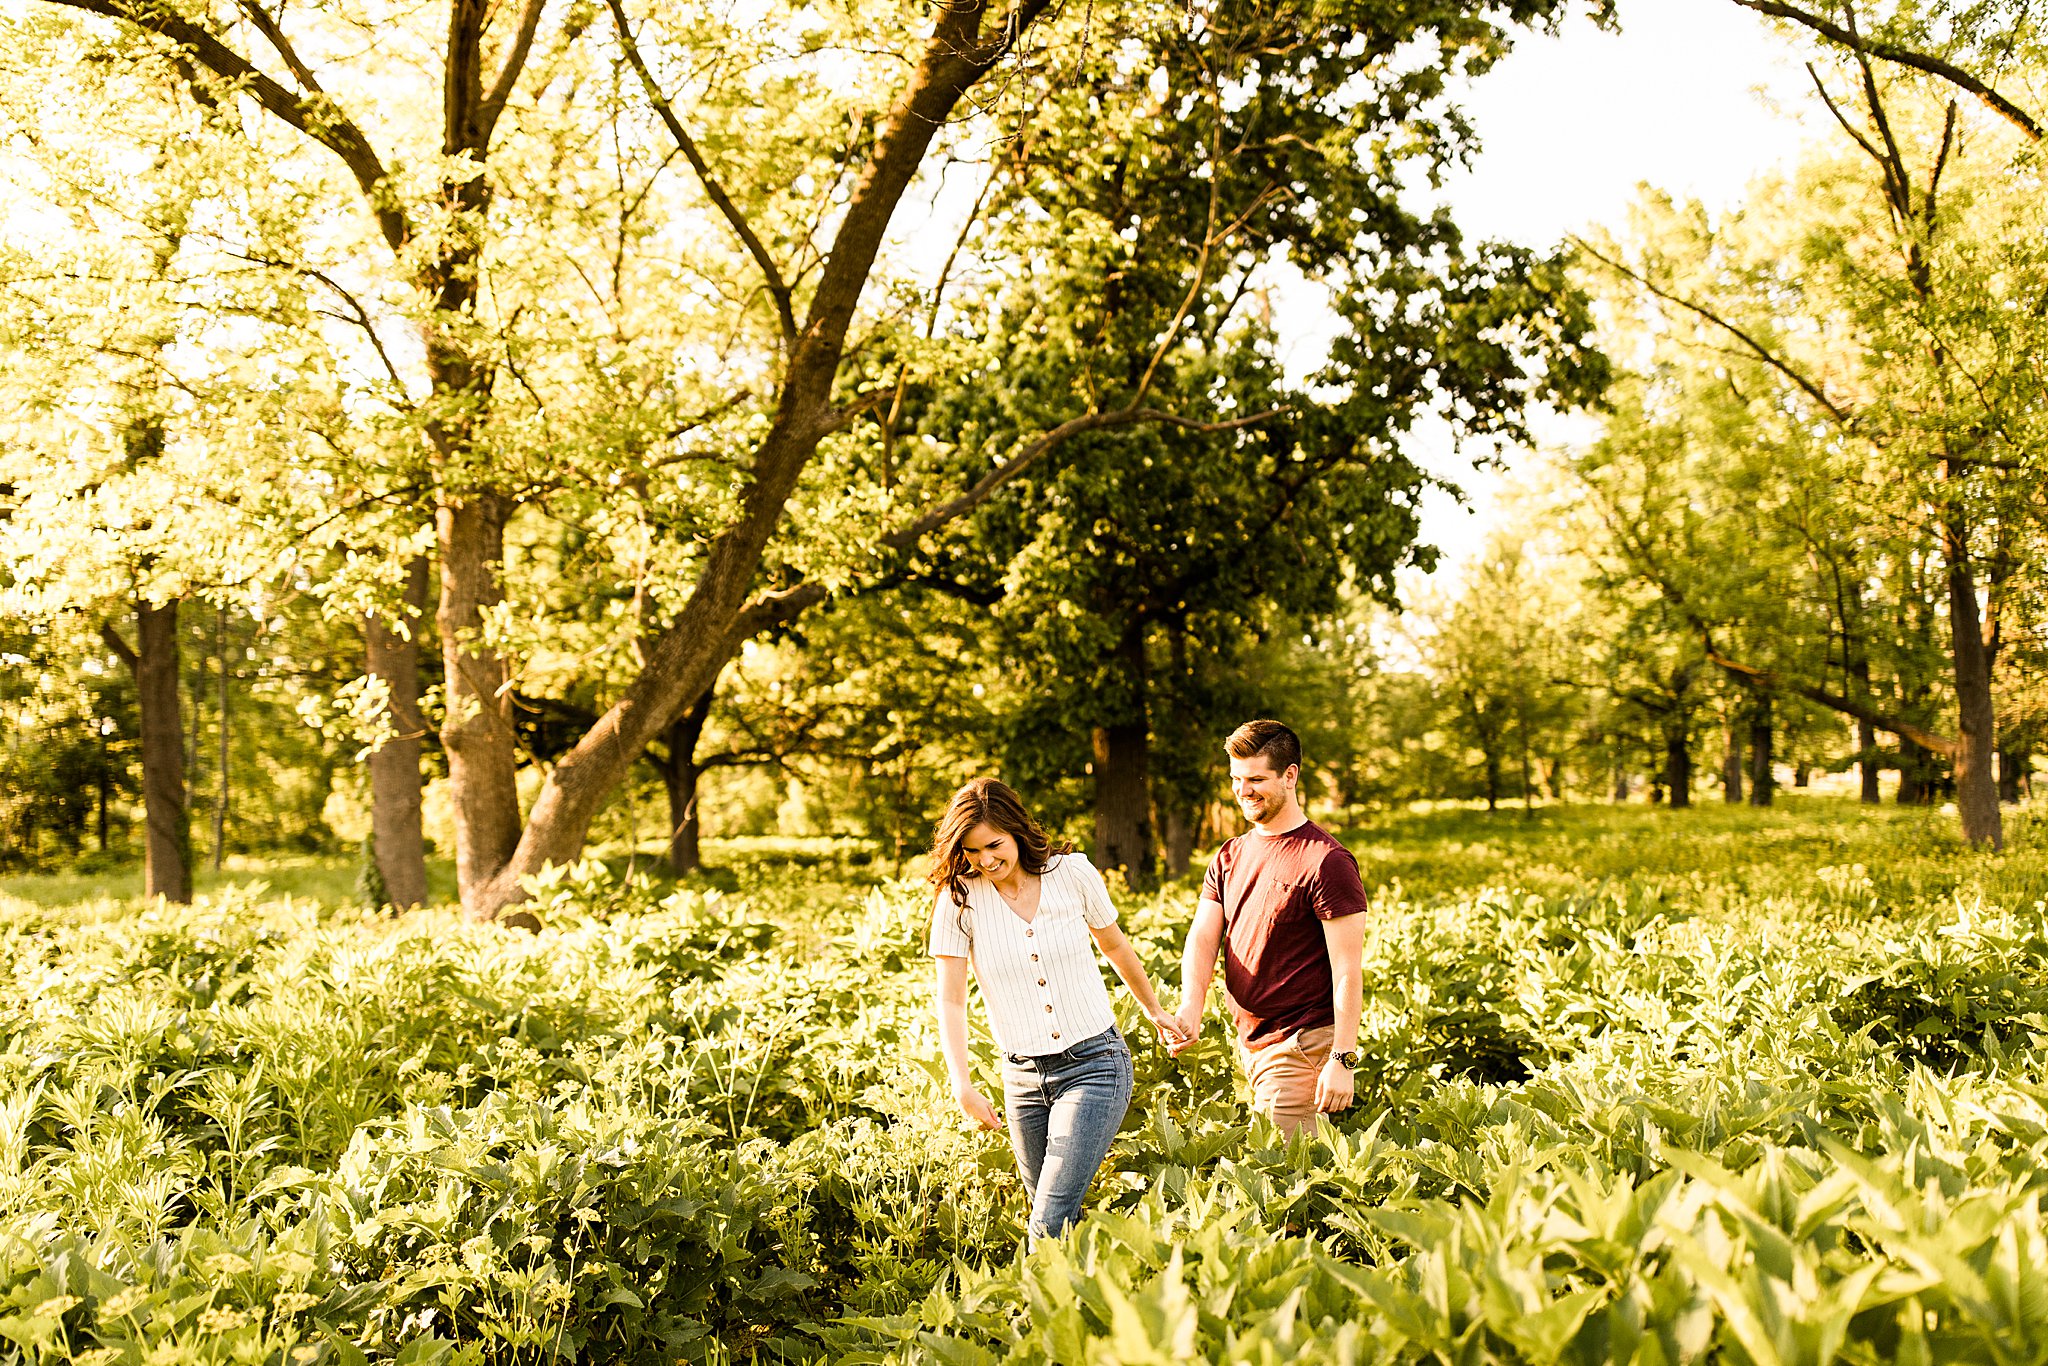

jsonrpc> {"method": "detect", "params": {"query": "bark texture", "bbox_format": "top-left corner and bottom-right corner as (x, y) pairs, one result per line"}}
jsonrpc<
(1848, 598), (1883, 803)
(1747, 693), (1775, 807)
(1898, 739), (1937, 805)
(1093, 723), (1154, 886)
(1945, 536), (2003, 849)
(1663, 718), (1692, 809)
(437, 496), (523, 908)
(366, 557), (431, 909)
(1723, 721), (1744, 804)
(1092, 627), (1154, 886)
(1998, 747), (2029, 804)
(1158, 802), (1195, 879)
(135, 600), (191, 902)
(657, 690), (714, 876)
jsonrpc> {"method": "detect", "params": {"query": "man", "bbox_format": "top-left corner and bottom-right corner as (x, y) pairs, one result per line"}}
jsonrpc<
(1169, 719), (1369, 1137)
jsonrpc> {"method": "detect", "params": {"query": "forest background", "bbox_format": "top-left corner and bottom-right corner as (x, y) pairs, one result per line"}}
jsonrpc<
(2, 0), (2045, 916)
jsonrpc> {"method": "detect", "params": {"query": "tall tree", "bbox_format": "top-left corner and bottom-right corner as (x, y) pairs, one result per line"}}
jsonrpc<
(1575, 58), (2048, 848)
(868, 0), (1606, 879)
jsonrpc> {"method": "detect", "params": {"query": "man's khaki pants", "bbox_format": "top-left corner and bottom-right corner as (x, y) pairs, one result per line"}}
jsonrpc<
(1236, 1024), (1335, 1139)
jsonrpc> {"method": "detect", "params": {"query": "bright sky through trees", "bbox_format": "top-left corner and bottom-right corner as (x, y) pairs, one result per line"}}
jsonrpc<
(1409, 0), (1822, 576)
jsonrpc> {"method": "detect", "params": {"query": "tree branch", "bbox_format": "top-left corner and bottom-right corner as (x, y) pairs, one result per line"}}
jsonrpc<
(1570, 235), (1857, 426)
(234, 0), (325, 93)
(99, 621), (138, 670)
(1703, 645), (1957, 755)
(606, 0), (797, 347)
(717, 403), (1286, 652)
(885, 405), (1287, 551)
(479, 0), (547, 144)
(1807, 61), (1890, 170)
(42, 0), (408, 253)
(225, 247), (414, 397)
(1726, 0), (2043, 141)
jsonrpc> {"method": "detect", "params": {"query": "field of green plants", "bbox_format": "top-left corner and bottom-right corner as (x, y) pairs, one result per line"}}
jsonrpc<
(5, 799), (2048, 1364)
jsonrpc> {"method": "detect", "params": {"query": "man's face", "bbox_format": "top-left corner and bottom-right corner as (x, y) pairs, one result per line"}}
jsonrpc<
(1229, 754), (1296, 823)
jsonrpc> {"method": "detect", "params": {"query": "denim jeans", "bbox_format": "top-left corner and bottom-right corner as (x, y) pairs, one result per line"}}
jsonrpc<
(1002, 1025), (1134, 1240)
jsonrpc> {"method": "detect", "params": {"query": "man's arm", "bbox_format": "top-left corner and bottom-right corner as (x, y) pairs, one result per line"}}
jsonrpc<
(1169, 897), (1225, 1054)
(1314, 910), (1366, 1112)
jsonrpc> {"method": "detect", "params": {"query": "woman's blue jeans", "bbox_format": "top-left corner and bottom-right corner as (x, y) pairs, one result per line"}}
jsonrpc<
(1001, 1026), (1134, 1240)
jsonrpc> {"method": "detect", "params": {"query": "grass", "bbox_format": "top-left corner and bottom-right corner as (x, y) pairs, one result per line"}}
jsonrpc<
(16, 793), (2039, 918)
(1344, 794), (2048, 912)
(0, 834), (888, 912)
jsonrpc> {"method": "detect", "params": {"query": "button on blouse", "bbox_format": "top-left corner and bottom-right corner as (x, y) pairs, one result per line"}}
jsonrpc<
(928, 852), (1121, 1057)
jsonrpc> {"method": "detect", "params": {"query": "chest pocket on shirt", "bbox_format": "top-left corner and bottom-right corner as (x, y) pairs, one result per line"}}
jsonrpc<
(1243, 875), (1309, 923)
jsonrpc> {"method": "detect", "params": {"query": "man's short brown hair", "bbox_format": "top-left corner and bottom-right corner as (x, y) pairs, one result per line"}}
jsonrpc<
(1226, 719), (1301, 775)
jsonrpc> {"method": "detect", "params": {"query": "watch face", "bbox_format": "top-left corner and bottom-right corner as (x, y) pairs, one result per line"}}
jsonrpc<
(1334, 1050), (1359, 1068)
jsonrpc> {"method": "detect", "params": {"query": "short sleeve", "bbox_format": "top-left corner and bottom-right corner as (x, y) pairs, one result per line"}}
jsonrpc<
(928, 891), (972, 958)
(1311, 847), (1371, 921)
(1200, 846), (1228, 907)
(1067, 854), (1120, 929)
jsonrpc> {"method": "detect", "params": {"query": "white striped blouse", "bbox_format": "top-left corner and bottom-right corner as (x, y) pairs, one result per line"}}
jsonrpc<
(928, 852), (1121, 1057)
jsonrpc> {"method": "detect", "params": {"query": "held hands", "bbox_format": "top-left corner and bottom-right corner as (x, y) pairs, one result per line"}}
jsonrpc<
(1146, 1007), (1193, 1050)
(1164, 1004), (1203, 1056)
(954, 1083), (1002, 1131)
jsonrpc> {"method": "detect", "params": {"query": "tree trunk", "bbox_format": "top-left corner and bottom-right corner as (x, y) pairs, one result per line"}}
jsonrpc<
(1747, 693), (1775, 807)
(1898, 738), (1935, 805)
(1722, 721), (1744, 804)
(1998, 747), (2028, 805)
(212, 603), (230, 872)
(1094, 722), (1154, 884)
(1154, 619), (1196, 879)
(1518, 714), (1534, 817)
(1664, 718), (1692, 809)
(366, 557), (431, 909)
(1945, 532), (2003, 849)
(135, 600), (191, 902)
(436, 497), (524, 912)
(1092, 627), (1154, 887)
(1159, 802), (1195, 879)
(1793, 765), (1810, 789)
(1611, 754), (1628, 803)
(1484, 747), (1503, 811)
(96, 722), (110, 852)
(1846, 585), (1883, 804)
(657, 689), (714, 876)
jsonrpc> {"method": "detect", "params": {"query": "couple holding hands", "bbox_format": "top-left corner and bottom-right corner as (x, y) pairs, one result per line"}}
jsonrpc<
(930, 719), (1371, 1240)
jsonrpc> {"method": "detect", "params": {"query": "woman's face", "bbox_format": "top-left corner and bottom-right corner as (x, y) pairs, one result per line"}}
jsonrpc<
(961, 822), (1016, 880)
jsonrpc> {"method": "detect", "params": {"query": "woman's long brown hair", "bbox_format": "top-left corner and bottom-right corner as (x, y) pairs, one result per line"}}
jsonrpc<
(927, 777), (1072, 913)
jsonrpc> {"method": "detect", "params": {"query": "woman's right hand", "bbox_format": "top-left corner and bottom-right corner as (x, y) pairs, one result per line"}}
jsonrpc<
(955, 1084), (1003, 1131)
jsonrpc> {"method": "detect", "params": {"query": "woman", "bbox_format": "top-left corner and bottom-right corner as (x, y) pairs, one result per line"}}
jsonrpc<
(928, 778), (1187, 1241)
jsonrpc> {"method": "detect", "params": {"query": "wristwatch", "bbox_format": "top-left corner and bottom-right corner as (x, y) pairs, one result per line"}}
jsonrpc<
(1332, 1049), (1360, 1070)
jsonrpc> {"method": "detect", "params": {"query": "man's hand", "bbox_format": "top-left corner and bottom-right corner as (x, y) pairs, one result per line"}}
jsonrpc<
(955, 1084), (1003, 1131)
(1166, 1005), (1204, 1056)
(1313, 1057), (1355, 1113)
(1147, 1008), (1191, 1049)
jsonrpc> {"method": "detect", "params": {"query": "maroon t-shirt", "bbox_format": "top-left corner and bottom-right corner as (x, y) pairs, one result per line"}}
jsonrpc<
(1200, 820), (1370, 1048)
